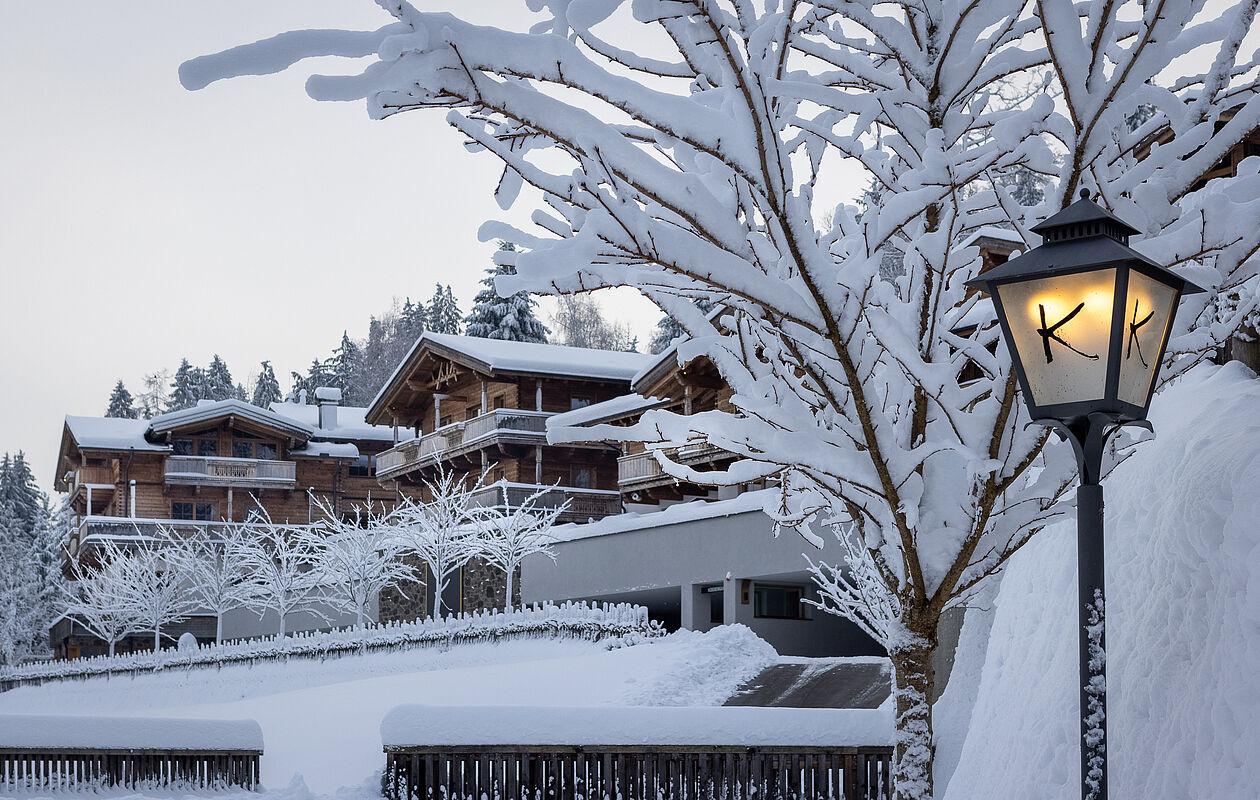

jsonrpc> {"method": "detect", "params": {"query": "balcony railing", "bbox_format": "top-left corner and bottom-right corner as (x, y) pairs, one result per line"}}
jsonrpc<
(618, 441), (734, 489)
(70, 516), (311, 557)
(164, 456), (296, 489)
(376, 409), (554, 481)
(468, 482), (622, 523)
(74, 465), (116, 489)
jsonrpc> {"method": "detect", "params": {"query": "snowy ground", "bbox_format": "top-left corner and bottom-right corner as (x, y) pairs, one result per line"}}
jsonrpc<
(940, 363), (1260, 800)
(1, 626), (779, 796)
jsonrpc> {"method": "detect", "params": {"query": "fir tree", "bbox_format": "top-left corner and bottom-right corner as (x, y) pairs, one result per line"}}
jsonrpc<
(169, 359), (203, 411)
(1001, 167), (1046, 207)
(105, 381), (138, 419)
(252, 361), (283, 407)
(399, 297), (427, 341)
(327, 332), (364, 404)
(0, 454), (43, 540)
(426, 284), (463, 334)
(204, 355), (235, 402)
(465, 244), (549, 342)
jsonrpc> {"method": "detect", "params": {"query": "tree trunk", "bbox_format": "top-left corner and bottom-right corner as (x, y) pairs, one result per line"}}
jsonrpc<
(278, 611), (287, 638)
(889, 630), (938, 800)
(108, 639), (116, 658)
(153, 626), (161, 653)
(504, 567), (515, 612)
(215, 614), (223, 645)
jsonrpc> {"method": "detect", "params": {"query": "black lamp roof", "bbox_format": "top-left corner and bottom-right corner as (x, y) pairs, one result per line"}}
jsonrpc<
(1029, 189), (1140, 237)
(966, 190), (1207, 295)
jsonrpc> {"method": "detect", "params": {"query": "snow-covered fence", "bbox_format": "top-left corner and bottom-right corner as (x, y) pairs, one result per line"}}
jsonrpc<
(0, 714), (262, 791)
(1, 602), (661, 691)
(380, 706), (894, 800)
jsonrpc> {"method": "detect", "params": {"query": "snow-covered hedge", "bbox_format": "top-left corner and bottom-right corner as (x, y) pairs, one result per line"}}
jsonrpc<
(2, 602), (661, 690)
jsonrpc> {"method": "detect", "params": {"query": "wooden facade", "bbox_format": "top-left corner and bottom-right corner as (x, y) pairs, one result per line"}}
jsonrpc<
(366, 335), (647, 524)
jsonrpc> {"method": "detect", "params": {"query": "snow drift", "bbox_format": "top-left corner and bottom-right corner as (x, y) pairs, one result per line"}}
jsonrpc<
(943, 363), (1260, 800)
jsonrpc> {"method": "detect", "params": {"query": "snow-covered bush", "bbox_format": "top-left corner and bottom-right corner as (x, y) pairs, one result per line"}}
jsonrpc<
(162, 524), (256, 645)
(0, 601), (661, 690)
(475, 482), (565, 610)
(236, 506), (328, 637)
(180, 4), (1260, 795)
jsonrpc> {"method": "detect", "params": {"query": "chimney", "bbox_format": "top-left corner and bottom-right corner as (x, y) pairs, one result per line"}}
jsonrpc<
(315, 386), (341, 430)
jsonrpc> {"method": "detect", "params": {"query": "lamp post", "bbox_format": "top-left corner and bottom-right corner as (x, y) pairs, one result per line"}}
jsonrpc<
(966, 189), (1205, 800)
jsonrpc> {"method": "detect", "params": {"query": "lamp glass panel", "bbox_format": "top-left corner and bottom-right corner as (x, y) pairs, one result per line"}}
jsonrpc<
(1117, 270), (1177, 407)
(996, 268), (1117, 407)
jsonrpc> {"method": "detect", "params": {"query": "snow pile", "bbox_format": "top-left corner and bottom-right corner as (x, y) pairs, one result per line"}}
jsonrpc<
(619, 624), (777, 706)
(2, 602), (661, 688)
(0, 713), (262, 751)
(381, 703), (892, 748)
(942, 363), (1260, 800)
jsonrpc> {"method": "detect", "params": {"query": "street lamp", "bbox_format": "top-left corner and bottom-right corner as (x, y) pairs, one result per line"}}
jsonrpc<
(966, 188), (1205, 800)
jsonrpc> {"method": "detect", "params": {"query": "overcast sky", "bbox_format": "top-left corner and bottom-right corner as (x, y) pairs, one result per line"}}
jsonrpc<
(0, 1), (694, 492)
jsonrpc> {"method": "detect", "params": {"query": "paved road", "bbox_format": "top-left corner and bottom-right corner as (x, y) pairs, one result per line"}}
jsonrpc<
(724, 659), (891, 709)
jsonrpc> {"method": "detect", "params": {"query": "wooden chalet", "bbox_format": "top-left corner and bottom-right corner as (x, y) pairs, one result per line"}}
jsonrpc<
(1133, 104), (1260, 193)
(364, 333), (655, 524)
(54, 389), (405, 567)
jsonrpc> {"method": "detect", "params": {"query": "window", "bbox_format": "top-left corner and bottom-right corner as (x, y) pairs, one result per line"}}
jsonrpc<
(172, 502), (216, 522)
(570, 396), (592, 410)
(753, 584), (805, 619)
(233, 441), (253, 459)
(704, 587), (724, 624)
(256, 443), (277, 460)
(196, 438), (218, 457)
(173, 439), (193, 456)
(493, 395), (507, 410)
(571, 466), (594, 489)
(349, 454), (373, 478)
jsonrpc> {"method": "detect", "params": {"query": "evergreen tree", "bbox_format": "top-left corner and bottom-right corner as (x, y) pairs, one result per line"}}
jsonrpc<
(0, 454), (42, 540)
(288, 371), (312, 403)
(327, 331), (364, 404)
(204, 355), (235, 402)
(252, 361), (283, 407)
(426, 284), (464, 334)
(104, 381), (138, 419)
(1001, 167), (1046, 207)
(465, 245), (550, 342)
(399, 297), (427, 341)
(169, 359), (204, 411)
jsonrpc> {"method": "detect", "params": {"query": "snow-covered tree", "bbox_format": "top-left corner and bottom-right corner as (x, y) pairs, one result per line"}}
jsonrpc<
(385, 467), (488, 618)
(63, 540), (139, 658)
(164, 526), (255, 645)
(204, 355), (236, 402)
(465, 242), (550, 342)
(251, 361), (283, 409)
(184, 4), (1260, 795)
(0, 453), (43, 538)
(327, 332), (365, 405)
(474, 483), (563, 610)
(0, 504), (40, 665)
(106, 540), (196, 651)
(649, 300), (714, 355)
(426, 284), (463, 335)
(551, 294), (637, 351)
(137, 370), (171, 418)
(237, 505), (326, 637)
(105, 380), (138, 419)
(308, 497), (414, 635)
(169, 359), (203, 411)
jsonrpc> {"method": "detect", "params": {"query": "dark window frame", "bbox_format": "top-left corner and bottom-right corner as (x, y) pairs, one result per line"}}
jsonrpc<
(753, 584), (807, 620)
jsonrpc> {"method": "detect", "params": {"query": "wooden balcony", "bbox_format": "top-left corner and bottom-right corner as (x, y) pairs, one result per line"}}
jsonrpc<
(618, 441), (735, 491)
(164, 456), (296, 489)
(69, 515), (310, 559)
(468, 482), (622, 524)
(376, 409), (553, 481)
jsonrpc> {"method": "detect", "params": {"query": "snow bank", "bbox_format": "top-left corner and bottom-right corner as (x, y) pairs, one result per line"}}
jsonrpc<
(943, 363), (1260, 800)
(618, 624), (777, 706)
(0, 714), (262, 751)
(3, 602), (660, 688)
(381, 703), (893, 748)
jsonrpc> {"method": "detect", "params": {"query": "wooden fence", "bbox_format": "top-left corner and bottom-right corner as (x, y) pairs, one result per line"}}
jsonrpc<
(0, 748), (260, 791)
(383, 746), (894, 800)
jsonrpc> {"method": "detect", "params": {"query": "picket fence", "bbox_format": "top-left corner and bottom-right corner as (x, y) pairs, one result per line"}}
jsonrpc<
(1, 602), (662, 691)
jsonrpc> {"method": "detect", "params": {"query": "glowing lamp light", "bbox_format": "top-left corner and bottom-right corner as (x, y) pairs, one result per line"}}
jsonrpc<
(967, 189), (1205, 424)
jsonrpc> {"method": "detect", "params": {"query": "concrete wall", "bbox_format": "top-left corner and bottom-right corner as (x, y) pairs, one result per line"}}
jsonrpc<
(522, 507), (883, 658)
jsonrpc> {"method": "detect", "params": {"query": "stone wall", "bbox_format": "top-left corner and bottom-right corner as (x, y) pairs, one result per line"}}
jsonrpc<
(379, 554), (429, 624)
(461, 558), (516, 612)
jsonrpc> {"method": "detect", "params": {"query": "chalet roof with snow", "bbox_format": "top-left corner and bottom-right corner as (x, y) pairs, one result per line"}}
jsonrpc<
(268, 401), (395, 442)
(366, 332), (655, 424)
(147, 399), (314, 441)
(546, 393), (669, 431)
